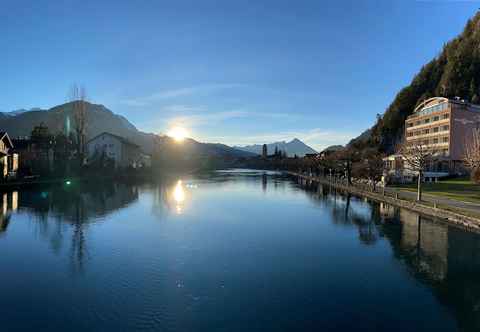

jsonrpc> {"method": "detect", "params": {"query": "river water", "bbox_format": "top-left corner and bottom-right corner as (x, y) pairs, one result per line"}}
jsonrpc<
(0, 170), (479, 331)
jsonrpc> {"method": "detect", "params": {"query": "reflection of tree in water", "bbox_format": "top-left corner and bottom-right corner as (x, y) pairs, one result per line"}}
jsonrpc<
(298, 180), (381, 244)
(327, 187), (480, 330)
(152, 178), (176, 219)
(296, 176), (480, 330)
(17, 182), (139, 273)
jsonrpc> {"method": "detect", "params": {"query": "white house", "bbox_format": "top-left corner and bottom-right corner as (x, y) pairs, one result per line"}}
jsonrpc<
(86, 132), (141, 168)
(0, 132), (18, 179)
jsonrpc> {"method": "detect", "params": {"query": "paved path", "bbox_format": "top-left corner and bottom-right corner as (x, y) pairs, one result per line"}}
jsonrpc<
(384, 187), (480, 214)
(292, 172), (480, 216)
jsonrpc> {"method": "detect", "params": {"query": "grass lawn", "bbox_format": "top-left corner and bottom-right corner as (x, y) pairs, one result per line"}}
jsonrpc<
(392, 177), (480, 204)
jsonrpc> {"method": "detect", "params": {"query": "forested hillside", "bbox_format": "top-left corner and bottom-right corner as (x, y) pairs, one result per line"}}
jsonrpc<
(350, 12), (480, 153)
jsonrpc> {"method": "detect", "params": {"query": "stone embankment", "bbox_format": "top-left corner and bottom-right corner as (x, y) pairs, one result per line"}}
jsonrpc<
(291, 172), (480, 232)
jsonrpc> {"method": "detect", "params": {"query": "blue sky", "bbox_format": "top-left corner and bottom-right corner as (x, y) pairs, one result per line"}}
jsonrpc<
(1, 0), (479, 150)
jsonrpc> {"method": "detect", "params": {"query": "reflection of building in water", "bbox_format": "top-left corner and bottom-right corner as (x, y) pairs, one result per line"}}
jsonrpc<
(262, 173), (267, 192)
(0, 191), (19, 234)
(386, 209), (480, 330)
(399, 210), (448, 280)
(81, 183), (139, 218)
(379, 202), (395, 219)
(10, 184), (139, 272)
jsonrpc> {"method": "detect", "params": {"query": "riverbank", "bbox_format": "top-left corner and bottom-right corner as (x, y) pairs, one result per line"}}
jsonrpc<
(0, 172), (155, 189)
(290, 172), (480, 232)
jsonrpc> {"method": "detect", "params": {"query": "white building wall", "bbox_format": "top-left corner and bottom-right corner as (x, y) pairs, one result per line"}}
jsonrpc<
(87, 133), (123, 167)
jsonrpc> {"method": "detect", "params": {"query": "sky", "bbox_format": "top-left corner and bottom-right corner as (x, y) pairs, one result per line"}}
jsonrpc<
(1, 0), (480, 151)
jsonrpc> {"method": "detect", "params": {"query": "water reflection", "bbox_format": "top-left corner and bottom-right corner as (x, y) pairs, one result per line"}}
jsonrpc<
(297, 178), (480, 331)
(1, 174), (480, 330)
(0, 191), (18, 235)
(173, 180), (186, 214)
(0, 182), (139, 272)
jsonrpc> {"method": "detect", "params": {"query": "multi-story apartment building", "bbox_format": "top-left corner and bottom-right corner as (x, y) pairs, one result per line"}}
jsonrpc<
(385, 97), (480, 181)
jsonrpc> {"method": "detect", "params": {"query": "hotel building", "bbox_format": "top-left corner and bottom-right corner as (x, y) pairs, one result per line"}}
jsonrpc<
(385, 97), (480, 181)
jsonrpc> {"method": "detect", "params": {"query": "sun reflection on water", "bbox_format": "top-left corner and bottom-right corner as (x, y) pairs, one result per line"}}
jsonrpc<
(172, 180), (186, 214)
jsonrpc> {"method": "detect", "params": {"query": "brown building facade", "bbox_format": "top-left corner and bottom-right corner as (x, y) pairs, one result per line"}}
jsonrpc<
(405, 97), (480, 175)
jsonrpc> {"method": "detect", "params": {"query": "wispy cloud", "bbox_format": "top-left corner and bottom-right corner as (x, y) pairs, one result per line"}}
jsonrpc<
(120, 83), (245, 107)
(167, 110), (249, 127)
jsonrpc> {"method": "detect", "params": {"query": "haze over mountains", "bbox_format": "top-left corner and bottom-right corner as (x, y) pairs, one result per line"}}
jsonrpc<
(236, 138), (317, 157)
(0, 102), (253, 158)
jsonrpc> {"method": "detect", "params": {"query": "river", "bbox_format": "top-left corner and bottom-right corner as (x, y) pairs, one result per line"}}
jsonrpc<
(0, 169), (479, 331)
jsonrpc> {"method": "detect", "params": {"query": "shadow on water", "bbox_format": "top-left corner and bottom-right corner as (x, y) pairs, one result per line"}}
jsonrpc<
(297, 177), (480, 331)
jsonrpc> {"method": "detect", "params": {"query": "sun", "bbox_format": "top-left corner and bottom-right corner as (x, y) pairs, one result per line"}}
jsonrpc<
(167, 126), (188, 142)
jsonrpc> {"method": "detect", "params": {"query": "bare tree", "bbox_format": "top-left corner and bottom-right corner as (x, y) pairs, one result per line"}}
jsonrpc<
(463, 128), (480, 183)
(69, 84), (88, 166)
(397, 140), (438, 201)
(353, 148), (385, 192)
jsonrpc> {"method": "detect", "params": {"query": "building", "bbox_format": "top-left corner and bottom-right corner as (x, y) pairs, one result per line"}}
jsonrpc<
(12, 124), (55, 175)
(385, 97), (480, 181)
(86, 132), (142, 168)
(0, 132), (18, 179)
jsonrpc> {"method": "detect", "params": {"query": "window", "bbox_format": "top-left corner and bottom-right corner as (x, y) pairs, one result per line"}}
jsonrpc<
(423, 129), (430, 134)
(423, 139), (429, 145)
(443, 113), (449, 119)
(415, 121), (421, 126)
(443, 137), (449, 143)
(424, 118), (430, 124)
(433, 116), (439, 121)
(433, 138), (438, 144)
(407, 122), (413, 128)
(442, 125), (449, 131)
(433, 127), (439, 133)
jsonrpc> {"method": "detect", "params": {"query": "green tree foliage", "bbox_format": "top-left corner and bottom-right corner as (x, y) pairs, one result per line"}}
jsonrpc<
(350, 12), (480, 153)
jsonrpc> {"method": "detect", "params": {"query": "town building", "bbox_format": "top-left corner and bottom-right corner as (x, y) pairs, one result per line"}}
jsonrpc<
(385, 97), (480, 182)
(12, 124), (55, 175)
(86, 132), (142, 168)
(0, 132), (19, 179)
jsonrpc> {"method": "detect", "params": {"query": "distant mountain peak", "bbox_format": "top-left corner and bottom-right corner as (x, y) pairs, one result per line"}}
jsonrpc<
(236, 138), (317, 157)
(3, 108), (43, 116)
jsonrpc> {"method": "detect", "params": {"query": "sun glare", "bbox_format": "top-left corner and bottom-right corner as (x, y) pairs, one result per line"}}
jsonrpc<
(167, 126), (188, 142)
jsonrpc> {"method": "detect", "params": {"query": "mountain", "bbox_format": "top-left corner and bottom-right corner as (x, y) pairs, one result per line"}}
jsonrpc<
(2, 108), (43, 116)
(236, 138), (317, 157)
(321, 145), (344, 153)
(0, 101), (252, 158)
(0, 101), (158, 152)
(349, 12), (480, 153)
(156, 136), (255, 158)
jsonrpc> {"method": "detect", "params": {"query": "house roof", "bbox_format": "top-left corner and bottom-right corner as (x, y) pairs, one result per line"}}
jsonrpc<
(414, 97), (449, 113)
(86, 132), (140, 148)
(0, 132), (14, 149)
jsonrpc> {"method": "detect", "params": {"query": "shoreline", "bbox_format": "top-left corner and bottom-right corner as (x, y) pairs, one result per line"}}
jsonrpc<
(290, 172), (480, 233)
